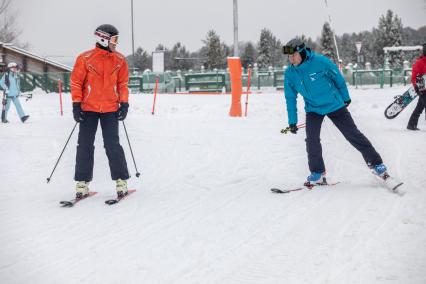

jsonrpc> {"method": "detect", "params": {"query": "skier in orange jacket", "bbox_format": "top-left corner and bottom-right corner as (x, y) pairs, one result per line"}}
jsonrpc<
(70, 24), (130, 198)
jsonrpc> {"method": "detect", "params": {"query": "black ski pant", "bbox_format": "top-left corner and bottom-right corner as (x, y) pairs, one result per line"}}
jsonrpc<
(305, 107), (383, 173)
(75, 112), (129, 182)
(407, 95), (426, 128)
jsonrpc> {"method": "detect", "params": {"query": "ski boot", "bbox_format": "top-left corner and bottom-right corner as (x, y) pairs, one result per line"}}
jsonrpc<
(21, 115), (30, 123)
(75, 181), (90, 198)
(116, 179), (128, 198)
(304, 172), (327, 188)
(407, 124), (420, 131)
(371, 163), (388, 179)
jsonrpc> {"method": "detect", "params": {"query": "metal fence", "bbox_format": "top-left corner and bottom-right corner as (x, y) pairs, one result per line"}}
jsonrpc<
(0, 67), (413, 94)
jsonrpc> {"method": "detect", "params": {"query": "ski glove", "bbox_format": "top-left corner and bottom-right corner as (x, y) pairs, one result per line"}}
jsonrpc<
(72, 102), (85, 122)
(344, 99), (351, 107)
(117, 102), (129, 121)
(289, 124), (298, 134)
(415, 75), (426, 95)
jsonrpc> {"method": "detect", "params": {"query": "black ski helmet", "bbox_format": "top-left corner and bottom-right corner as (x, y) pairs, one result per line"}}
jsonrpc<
(283, 38), (307, 61)
(423, 43), (426, 56)
(94, 24), (119, 48)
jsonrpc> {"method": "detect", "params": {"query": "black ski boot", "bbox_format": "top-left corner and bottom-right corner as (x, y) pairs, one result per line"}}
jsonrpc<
(21, 115), (30, 123)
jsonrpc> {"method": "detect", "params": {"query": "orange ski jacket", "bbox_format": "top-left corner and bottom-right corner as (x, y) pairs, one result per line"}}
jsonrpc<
(71, 47), (129, 113)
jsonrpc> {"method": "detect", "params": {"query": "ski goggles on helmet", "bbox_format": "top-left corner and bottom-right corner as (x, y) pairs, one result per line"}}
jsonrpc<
(282, 44), (305, 55)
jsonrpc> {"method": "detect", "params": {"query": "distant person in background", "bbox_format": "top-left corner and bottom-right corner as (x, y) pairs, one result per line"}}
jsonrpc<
(282, 38), (391, 185)
(406, 43), (426, 131)
(70, 24), (130, 199)
(1, 62), (30, 123)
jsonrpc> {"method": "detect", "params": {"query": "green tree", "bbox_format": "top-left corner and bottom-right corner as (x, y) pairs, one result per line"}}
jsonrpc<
(320, 22), (336, 62)
(257, 28), (283, 68)
(201, 30), (225, 69)
(127, 47), (151, 73)
(374, 9), (404, 68)
(169, 42), (193, 71)
(241, 42), (257, 68)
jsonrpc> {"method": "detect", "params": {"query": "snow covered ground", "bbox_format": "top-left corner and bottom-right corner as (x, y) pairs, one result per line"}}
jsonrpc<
(0, 86), (425, 284)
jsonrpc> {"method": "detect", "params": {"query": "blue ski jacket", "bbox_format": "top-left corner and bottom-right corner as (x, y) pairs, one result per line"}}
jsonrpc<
(0, 72), (21, 97)
(284, 49), (350, 125)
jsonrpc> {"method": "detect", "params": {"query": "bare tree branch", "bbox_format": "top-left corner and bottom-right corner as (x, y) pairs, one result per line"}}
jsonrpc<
(0, 0), (28, 48)
(0, 0), (11, 15)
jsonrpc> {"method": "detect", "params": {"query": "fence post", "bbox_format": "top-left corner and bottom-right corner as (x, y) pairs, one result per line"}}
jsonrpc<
(244, 68), (252, 117)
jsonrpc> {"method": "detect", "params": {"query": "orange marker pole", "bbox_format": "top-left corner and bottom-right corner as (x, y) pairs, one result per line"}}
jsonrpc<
(244, 68), (252, 117)
(151, 77), (159, 115)
(227, 57), (242, 117)
(58, 79), (63, 116)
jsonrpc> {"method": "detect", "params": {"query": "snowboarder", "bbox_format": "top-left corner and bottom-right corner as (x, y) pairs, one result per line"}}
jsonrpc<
(406, 43), (426, 131)
(0, 62), (30, 123)
(70, 24), (130, 198)
(282, 38), (388, 185)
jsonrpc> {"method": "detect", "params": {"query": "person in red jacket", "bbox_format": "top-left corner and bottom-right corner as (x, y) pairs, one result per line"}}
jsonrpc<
(407, 43), (426, 130)
(71, 24), (130, 198)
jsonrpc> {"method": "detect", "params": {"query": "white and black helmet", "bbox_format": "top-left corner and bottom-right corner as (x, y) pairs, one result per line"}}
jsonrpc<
(94, 24), (119, 47)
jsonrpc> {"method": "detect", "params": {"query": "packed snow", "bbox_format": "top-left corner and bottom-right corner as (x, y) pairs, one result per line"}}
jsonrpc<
(0, 86), (425, 284)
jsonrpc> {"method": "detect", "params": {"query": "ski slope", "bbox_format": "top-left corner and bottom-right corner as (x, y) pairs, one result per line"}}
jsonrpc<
(0, 86), (425, 284)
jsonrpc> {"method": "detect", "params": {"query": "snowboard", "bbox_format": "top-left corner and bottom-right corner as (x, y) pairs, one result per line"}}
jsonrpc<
(384, 86), (418, 119)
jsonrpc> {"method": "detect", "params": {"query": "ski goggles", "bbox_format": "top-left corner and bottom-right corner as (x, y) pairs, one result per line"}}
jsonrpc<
(95, 31), (119, 45)
(109, 35), (119, 45)
(282, 46), (297, 55)
(282, 44), (305, 55)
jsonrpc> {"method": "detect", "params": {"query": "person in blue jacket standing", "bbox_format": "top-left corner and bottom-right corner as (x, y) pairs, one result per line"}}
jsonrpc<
(282, 38), (387, 186)
(1, 62), (29, 123)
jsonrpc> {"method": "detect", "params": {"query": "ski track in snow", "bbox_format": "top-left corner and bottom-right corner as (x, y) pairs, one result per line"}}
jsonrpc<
(0, 87), (426, 284)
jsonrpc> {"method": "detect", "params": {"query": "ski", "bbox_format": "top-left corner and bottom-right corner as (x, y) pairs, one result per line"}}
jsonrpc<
(271, 182), (341, 194)
(373, 172), (404, 195)
(105, 189), (136, 205)
(60, 191), (98, 207)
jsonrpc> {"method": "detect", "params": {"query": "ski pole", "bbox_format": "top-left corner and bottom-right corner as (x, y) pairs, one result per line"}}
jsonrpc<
(244, 68), (252, 117)
(46, 122), (78, 183)
(122, 121), (141, 178)
(280, 123), (306, 134)
(151, 76), (159, 115)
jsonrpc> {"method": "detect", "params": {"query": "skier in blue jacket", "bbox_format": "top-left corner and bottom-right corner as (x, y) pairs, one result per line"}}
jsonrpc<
(283, 38), (387, 186)
(1, 62), (29, 123)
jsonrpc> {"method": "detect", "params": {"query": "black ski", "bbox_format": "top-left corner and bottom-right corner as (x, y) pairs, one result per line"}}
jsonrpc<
(271, 182), (341, 194)
(60, 192), (98, 207)
(105, 189), (136, 205)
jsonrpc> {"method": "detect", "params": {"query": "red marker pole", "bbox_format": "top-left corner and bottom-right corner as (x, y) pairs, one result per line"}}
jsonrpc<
(151, 77), (159, 115)
(58, 79), (63, 116)
(244, 68), (252, 117)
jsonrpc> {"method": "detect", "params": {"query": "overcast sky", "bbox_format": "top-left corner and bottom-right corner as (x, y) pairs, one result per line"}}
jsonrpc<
(12, 0), (426, 64)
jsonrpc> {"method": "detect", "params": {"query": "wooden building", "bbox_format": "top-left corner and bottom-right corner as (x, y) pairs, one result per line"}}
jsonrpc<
(0, 42), (72, 73)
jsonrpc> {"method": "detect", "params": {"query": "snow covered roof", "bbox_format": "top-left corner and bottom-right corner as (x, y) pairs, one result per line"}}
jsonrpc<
(0, 43), (72, 72)
(383, 46), (423, 52)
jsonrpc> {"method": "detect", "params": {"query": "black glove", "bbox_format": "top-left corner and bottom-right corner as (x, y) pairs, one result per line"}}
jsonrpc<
(72, 102), (85, 122)
(117, 102), (129, 121)
(289, 124), (298, 134)
(415, 75), (425, 95)
(344, 99), (351, 107)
